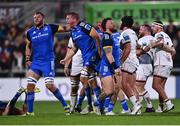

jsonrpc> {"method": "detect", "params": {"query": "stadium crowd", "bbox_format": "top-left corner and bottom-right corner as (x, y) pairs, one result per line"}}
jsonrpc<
(0, 18), (180, 73)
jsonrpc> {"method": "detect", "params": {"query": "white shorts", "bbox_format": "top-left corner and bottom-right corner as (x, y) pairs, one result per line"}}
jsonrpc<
(153, 65), (172, 78)
(136, 64), (153, 81)
(121, 57), (139, 74)
(71, 64), (83, 76)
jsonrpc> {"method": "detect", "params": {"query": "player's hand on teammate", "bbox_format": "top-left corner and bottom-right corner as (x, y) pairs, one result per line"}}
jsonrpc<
(60, 59), (66, 65)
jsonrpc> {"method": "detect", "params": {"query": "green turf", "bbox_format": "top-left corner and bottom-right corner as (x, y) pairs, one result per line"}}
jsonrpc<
(0, 99), (180, 125)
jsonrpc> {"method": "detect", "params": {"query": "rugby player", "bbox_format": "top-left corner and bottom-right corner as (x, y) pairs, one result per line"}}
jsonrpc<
(25, 12), (70, 115)
(63, 37), (87, 113)
(136, 24), (155, 112)
(100, 18), (130, 115)
(60, 12), (102, 114)
(119, 16), (141, 115)
(151, 21), (176, 112)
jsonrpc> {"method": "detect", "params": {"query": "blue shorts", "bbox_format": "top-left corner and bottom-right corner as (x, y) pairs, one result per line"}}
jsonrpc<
(83, 52), (101, 73)
(30, 60), (55, 77)
(100, 63), (114, 78)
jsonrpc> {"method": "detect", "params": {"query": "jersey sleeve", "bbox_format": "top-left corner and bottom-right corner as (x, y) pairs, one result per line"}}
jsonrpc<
(155, 33), (164, 40)
(79, 22), (92, 35)
(121, 32), (131, 45)
(49, 24), (60, 34)
(102, 33), (113, 48)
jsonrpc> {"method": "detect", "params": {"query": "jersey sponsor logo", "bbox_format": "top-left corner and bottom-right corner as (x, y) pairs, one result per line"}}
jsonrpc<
(32, 33), (49, 40)
(73, 34), (83, 40)
(85, 24), (91, 30)
(123, 35), (130, 41)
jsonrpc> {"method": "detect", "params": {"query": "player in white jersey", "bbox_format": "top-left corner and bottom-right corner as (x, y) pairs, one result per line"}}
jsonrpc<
(119, 16), (141, 115)
(151, 21), (176, 112)
(63, 37), (84, 113)
(136, 24), (155, 112)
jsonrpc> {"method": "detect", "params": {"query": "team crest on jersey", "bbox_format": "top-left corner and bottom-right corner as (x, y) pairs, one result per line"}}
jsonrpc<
(44, 27), (48, 31)
(104, 34), (109, 39)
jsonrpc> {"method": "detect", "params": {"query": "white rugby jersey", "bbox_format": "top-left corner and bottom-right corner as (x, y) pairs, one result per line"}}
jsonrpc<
(120, 28), (138, 61)
(154, 31), (173, 66)
(68, 37), (83, 68)
(138, 35), (155, 64)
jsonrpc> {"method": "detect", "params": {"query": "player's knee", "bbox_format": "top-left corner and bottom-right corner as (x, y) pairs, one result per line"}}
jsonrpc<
(110, 93), (117, 104)
(27, 77), (37, 92)
(152, 83), (159, 91)
(46, 84), (56, 92)
(104, 88), (113, 96)
(80, 76), (88, 87)
(88, 78), (97, 89)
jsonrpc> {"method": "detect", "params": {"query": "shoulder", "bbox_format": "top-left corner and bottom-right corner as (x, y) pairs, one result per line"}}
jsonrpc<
(79, 21), (92, 30)
(103, 32), (112, 40)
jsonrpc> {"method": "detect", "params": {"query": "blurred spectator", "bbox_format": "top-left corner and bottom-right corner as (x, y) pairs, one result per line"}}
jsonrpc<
(0, 18), (9, 46)
(54, 38), (68, 69)
(0, 40), (13, 70)
(165, 20), (177, 40)
(173, 29), (180, 68)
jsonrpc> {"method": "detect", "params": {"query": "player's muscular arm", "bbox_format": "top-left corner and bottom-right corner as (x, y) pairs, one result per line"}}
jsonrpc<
(25, 39), (32, 66)
(104, 46), (115, 64)
(121, 42), (131, 64)
(90, 27), (102, 57)
(63, 48), (72, 76)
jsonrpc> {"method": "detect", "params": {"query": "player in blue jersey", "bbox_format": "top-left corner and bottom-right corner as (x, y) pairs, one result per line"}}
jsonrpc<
(60, 12), (102, 114)
(98, 18), (129, 115)
(25, 12), (70, 115)
(0, 87), (40, 116)
(102, 18), (130, 114)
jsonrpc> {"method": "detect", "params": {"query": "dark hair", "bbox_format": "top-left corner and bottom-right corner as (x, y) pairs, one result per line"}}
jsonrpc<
(66, 12), (79, 20)
(34, 11), (45, 18)
(101, 17), (112, 31)
(121, 16), (134, 29)
(143, 24), (152, 33)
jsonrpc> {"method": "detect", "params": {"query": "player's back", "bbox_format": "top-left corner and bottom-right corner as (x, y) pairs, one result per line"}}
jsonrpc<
(71, 22), (98, 60)
(154, 31), (173, 66)
(27, 24), (54, 61)
(120, 29), (138, 58)
(112, 31), (121, 66)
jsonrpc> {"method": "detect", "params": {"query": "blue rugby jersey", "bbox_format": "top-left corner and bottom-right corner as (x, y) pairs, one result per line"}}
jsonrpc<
(70, 21), (98, 65)
(101, 32), (121, 68)
(26, 24), (59, 61)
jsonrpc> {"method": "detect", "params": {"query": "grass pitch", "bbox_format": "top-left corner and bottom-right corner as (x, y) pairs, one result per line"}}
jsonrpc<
(0, 99), (180, 125)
